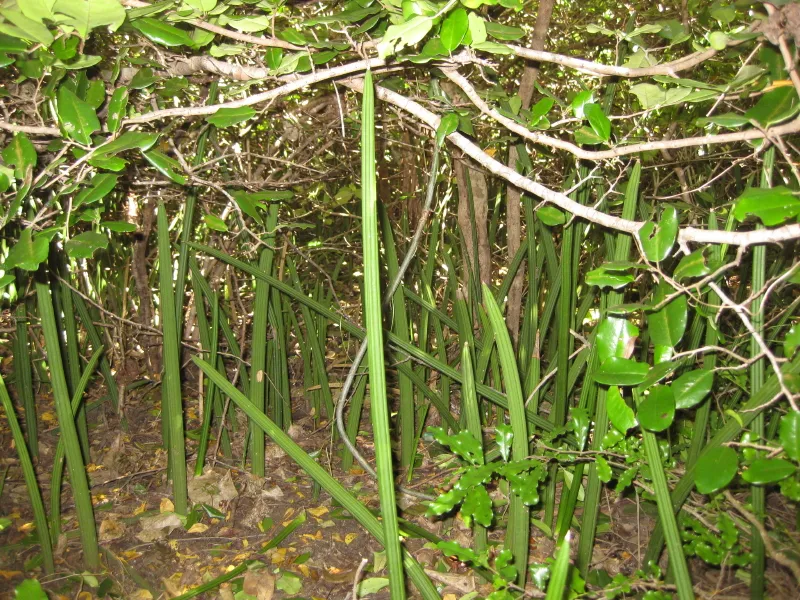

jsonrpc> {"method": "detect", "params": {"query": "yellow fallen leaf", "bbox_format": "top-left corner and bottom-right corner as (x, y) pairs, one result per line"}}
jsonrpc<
(128, 589), (153, 600)
(41, 411), (56, 422)
(160, 498), (174, 513)
(298, 564), (310, 577)
(302, 530), (323, 541)
(77, 591), (92, 600)
(331, 533), (342, 543)
(308, 506), (328, 518)
(0, 570), (23, 579)
(270, 548), (287, 565)
(484, 147), (497, 158)
(133, 502), (148, 516)
(122, 550), (142, 560)
(443, 595), (457, 600)
(19, 521), (35, 533)
(86, 463), (102, 472)
(282, 508), (295, 521)
(344, 533), (357, 545)
(187, 523), (209, 534)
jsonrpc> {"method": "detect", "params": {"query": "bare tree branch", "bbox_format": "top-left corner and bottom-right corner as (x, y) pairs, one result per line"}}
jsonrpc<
(343, 77), (800, 248)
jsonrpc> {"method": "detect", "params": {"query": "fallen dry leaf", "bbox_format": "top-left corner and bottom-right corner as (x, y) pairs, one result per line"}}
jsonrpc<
(243, 569), (275, 600)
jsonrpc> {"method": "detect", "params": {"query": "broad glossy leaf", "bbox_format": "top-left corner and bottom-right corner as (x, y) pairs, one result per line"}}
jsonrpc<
(467, 12), (486, 45)
(495, 424), (512, 462)
(485, 21), (524, 40)
(74, 173), (118, 208)
(570, 407), (590, 449)
(647, 282), (687, 348)
(4, 228), (48, 270)
(131, 17), (195, 47)
(462, 484), (492, 527)
(65, 231), (108, 258)
(184, 0), (216, 10)
(742, 458), (796, 484)
(585, 265), (634, 289)
(206, 106), (256, 128)
(780, 412), (800, 461)
(0, 8), (54, 46)
(51, 0), (126, 38)
(143, 150), (186, 184)
(508, 469), (541, 505)
(537, 206), (566, 226)
(0, 33), (28, 53)
(96, 131), (158, 156)
(129, 67), (160, 89)
(2, 132), (36, 179)
(13, 578), (48, 599)
(377, 15), (433, 58)
(637, 360), (678, 391)
(101, 221), (137, 232)
(471, 41), (513, 54)
(574, 125), (605, 146)
(429, 427), (484, 466)
(437, 541), (478, 564)
(786, 325), (800, 358)
(596, 317), (638, 363)
(606, 386), (637, 433)
(695, 446), (738, 494)
(695, 113), (749, 128)
(436, 112), (458, 147)
(106, 86), (128, 133)
(637, 205), (678, 262)
(594, 357), (650, 386)
(595, 456), (612, 483)
(264, 47), (283, 70)
(637, 385), (675, 432)
(203, 213), (227, 231)
(57, 86), (100, 145)
(672, 368), (713, 409)
(583, 103), (611, 142)
(440, 8), (468, 52)
(744, 87), (799, 127)
(733, 186), (800, 226)
(674, 247), (716, 279)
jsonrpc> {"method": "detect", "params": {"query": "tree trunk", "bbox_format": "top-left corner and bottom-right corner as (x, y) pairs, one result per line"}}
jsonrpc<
(506, 0), (555, 345)
(456, 158), (491, 299)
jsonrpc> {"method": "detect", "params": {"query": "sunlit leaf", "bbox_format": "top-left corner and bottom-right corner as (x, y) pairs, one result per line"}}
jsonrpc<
(733, 186), (800, 226)
(744, 87), (799, 127)
(206, 106), (256, 128)
(57, 86), (100, 145)
(440, 8), (468, 52)
(65, 231), (108, 258)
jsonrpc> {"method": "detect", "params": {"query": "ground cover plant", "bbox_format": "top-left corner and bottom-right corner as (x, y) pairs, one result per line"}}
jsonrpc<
(0, 0), (799, 598)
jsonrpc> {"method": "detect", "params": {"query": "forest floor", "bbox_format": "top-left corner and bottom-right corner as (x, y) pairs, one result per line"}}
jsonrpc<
(1, 368), (797, 599)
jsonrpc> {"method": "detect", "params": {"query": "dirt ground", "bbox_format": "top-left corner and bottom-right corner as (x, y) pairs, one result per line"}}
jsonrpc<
(1, 375), (797, 599)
